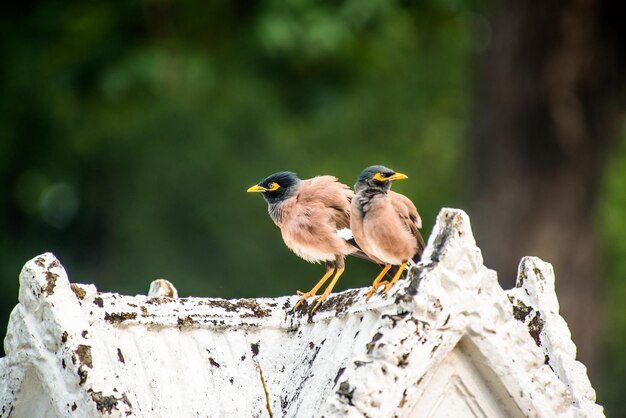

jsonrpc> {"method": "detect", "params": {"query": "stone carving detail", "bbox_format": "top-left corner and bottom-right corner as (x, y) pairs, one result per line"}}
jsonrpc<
(0, 209), (603, 418)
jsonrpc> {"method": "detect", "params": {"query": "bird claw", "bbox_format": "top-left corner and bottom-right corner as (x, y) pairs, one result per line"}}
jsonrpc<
(365, 280), (390, 301)
(293, 291), (315, 311)
(310, 294), (328, 313)
(383, 282), (395, 294)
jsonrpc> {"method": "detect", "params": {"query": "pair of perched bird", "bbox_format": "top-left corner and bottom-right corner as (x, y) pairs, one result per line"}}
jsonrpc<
(247, 165), (425, 312)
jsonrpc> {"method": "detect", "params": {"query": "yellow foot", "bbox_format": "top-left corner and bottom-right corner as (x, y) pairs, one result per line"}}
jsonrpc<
(382, 261), (408, 295)
(293, 290), (316, 311)
(311, 293), (330, 313)
(365, 280), (390, 301)
(383, 281), (395, 294)
(309, 266), (345, 314)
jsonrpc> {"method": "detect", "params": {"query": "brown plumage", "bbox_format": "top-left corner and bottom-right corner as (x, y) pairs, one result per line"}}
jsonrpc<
(247, 171), (358, 312)
(350, 165), (426, 299)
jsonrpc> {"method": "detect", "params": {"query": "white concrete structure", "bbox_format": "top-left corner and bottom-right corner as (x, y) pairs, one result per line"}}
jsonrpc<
(0, 209), (603, 418)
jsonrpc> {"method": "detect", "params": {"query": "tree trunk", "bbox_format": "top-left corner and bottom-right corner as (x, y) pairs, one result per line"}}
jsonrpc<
(471, 0), (626, 382)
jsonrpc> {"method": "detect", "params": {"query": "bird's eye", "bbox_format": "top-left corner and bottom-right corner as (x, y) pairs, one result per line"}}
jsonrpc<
(267, 182), (279, 191)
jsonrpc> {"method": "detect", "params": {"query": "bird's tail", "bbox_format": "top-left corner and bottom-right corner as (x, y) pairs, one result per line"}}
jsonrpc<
(345, 239), (375, 262)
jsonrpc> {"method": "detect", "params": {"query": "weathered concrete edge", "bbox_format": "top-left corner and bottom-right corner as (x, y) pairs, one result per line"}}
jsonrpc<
(0, 208), (605, 418)
(507, 257), (603, 417)
(321, 208), (604, 418)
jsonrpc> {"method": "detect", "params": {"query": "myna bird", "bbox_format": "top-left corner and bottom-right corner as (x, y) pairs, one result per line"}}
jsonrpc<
(247, 171), (358, 312)
(350, 165), (426, 300)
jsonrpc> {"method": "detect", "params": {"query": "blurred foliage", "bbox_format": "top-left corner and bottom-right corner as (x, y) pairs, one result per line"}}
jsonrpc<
(598, 120), (626, 416)
(0, 0), (481, 298)
(0, 0), (624, 415)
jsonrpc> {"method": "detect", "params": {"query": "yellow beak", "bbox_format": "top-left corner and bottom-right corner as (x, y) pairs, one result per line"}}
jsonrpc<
(388, 172), (408, 181)
(247, 185), (267, 193)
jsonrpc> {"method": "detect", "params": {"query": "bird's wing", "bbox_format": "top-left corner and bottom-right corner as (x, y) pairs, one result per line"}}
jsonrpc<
(298, 176), (353, 230)
(389, 191), (426, 259)
(389, 191), (421, 234)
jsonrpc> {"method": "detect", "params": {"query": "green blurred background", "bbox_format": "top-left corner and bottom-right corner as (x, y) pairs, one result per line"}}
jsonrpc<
(1, 0), (625, 415)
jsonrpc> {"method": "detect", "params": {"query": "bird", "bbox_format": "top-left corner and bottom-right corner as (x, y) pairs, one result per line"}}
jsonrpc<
(350, 165), (426, 300)
(247, 171), (359, 312)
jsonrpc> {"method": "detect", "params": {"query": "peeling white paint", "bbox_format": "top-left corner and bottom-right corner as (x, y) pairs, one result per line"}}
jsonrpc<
(147, 279), (178, 298)
(0, 208), (604, 418)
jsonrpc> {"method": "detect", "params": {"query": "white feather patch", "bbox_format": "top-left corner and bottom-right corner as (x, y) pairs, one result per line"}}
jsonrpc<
(336, 228), (353, 240)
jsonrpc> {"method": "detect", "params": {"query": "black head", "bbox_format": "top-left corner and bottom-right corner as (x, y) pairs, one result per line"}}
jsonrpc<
(247, 171), (301, 205)
(354, 165), (408, 193)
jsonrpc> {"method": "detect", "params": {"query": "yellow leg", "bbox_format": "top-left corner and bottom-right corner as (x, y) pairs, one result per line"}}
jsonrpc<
(365, 264), (392, 301)
(293, 265), (334, 311)
(383, 261), (408, 294)
(311, 268), (345, 313)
